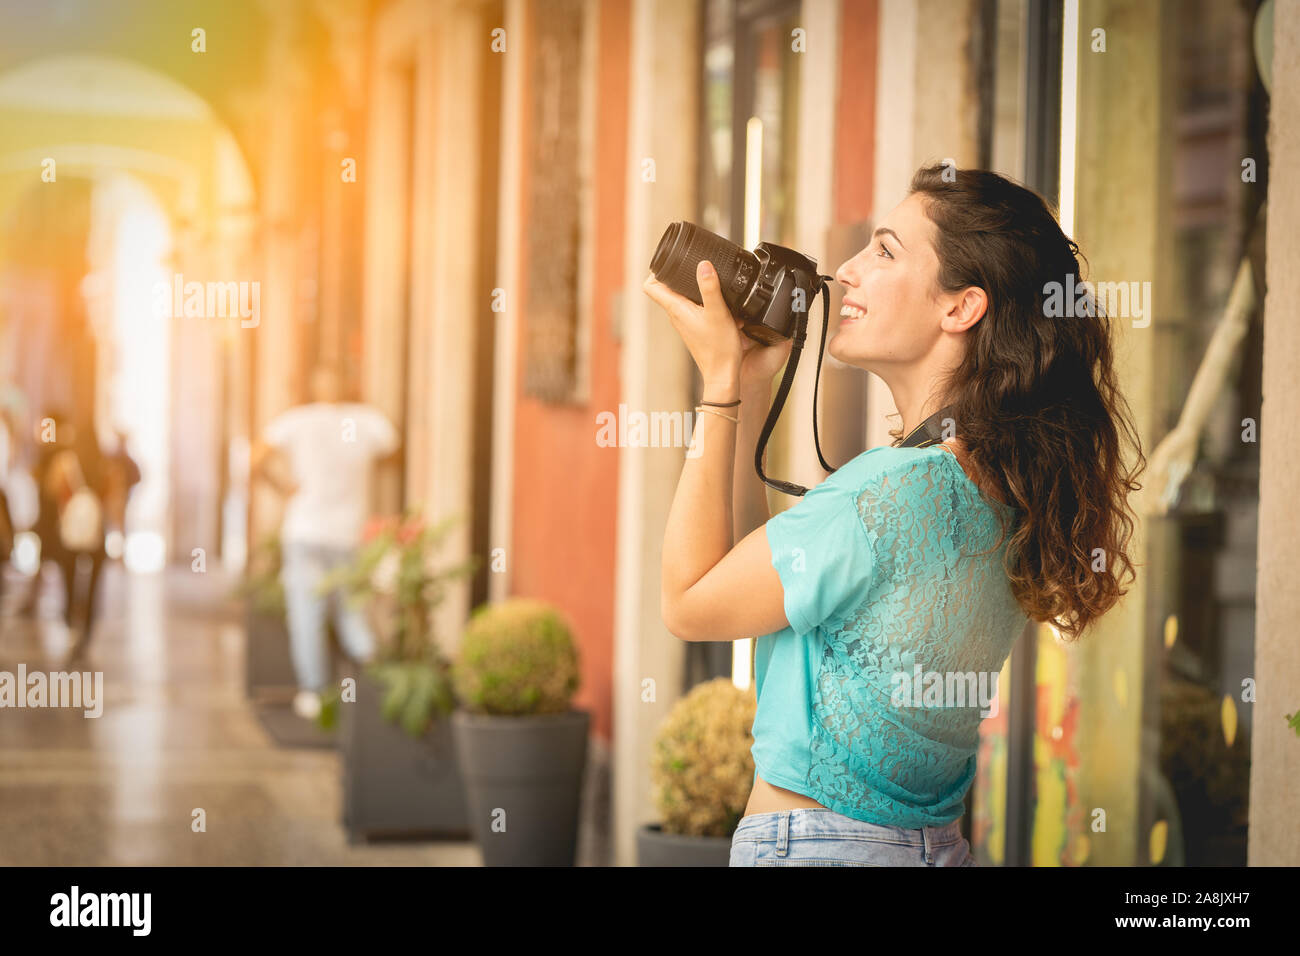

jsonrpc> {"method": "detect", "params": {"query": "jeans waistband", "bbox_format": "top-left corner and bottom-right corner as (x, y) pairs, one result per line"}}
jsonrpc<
(732, 808), (967, 848)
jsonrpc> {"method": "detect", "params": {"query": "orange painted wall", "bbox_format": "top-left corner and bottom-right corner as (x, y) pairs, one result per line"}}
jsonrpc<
(510, 0), (630, 745)
(835, 0), (879, 223)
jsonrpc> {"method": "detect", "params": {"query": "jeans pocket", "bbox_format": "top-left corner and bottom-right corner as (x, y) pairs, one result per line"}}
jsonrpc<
(728, 838), (758, 867)
(929, 837), (976, 867)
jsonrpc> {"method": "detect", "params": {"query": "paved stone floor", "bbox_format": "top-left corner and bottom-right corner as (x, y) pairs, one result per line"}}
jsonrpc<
(0, 563), (483, 866)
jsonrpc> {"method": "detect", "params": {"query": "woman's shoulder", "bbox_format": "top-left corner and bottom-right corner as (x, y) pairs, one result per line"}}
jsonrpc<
(823, 444), (948, 493)
(825, 443), (1015, 512)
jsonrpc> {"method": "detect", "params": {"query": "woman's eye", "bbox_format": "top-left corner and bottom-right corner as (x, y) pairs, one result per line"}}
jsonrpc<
(877, 244), (894, 260)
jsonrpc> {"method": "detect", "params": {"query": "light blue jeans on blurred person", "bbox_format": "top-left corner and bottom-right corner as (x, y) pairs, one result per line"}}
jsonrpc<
(729, 807), (977, 866)
(280, 540), (375, 692)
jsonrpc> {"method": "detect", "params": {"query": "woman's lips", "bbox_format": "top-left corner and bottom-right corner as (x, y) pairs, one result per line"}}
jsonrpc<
(839, 299), (867, 326)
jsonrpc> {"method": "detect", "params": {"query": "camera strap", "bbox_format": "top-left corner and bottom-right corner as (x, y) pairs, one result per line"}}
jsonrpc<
(754, 275), (836, 497)
(897, 405), (956, 448)
(754, 276), (956, 496)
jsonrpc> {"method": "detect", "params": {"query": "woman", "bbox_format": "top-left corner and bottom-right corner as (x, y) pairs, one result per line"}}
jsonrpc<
(644, 164), (1144, 866)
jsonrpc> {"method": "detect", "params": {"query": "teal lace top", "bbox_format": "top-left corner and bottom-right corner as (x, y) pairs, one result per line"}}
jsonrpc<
(753, 444), (1029, 829)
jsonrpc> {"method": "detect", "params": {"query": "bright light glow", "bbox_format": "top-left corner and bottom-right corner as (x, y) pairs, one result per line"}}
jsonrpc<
(732, 638), (752, 691)
(12, 531), (40, 576)
(743, 116), (763, 249)
(1059, 0), (1080, 238)
(89, 174), (172, 566)
(124, 531), (166, 573)
(105, 529), (125, 560)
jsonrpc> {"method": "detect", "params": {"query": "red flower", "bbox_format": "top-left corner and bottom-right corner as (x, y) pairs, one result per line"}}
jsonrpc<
(363, 515), (398, 543)
(396, 516), (425, 545)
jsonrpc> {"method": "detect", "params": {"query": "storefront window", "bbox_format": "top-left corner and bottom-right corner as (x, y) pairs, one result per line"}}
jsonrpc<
(1141, 0), (1265, 866)
(975, 0), (1267, 867)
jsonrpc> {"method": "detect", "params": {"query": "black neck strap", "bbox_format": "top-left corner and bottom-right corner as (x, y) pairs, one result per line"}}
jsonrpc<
(753, 278), (954, 496)
(897, 404), (956, 448)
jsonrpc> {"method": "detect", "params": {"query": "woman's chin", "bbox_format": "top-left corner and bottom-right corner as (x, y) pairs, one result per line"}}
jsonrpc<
(828, 332), (865, 367)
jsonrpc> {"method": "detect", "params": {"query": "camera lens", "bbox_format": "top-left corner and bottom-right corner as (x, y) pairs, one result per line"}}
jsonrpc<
(650, 222), (762, 320)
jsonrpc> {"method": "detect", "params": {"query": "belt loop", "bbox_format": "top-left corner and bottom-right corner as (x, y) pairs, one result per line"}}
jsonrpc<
(922, 826), (933, 864)
(776, 811), (791, 856)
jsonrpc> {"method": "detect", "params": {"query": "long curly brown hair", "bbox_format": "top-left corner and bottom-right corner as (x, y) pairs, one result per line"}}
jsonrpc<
(900, 163), (1145, 641)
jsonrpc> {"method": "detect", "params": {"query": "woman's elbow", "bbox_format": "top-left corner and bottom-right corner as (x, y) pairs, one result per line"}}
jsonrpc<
(660, 592), (697, 642)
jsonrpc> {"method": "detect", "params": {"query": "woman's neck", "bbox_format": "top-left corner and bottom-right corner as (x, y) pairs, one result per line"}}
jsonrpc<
(887, 376), (948, 439)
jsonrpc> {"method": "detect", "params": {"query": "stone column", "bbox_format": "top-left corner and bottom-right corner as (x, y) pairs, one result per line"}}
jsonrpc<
(250, 0), (308, 545)
(489, 0), (526, 603)
(1248, 0), (1300, 867)
(361, 5), (419, 515)
(613, 0), (698, 867)
(1071, 0), (1164, 866)
(419, 0), (493, 649)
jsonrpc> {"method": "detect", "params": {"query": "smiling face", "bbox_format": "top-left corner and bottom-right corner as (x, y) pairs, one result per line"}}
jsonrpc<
(828, 192), (951, 373)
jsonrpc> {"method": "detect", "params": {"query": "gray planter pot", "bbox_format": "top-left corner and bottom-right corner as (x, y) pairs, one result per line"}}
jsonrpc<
(244, 608), (297, 698)
(340, 670), (470, 842)
(636, 824), (734, 866)
(452, 709), (589, 866)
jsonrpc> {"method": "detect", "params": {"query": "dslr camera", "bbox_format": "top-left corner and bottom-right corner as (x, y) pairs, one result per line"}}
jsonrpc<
(649, 221), (834, 496)
(650, 221), (825, 345)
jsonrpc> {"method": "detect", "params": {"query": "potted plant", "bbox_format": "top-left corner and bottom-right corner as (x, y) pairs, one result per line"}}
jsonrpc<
(451, 598), (588, 866)
(637, 677), (757, 866)
(318, 511), (477, 842)
(235, 533), (297, 699)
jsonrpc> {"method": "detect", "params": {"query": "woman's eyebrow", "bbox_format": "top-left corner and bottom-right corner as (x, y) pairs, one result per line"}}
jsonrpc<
(872, 227), (906, 250)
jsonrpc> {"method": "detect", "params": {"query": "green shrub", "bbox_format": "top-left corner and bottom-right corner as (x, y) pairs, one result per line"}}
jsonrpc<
(452, 599), (579, 716)
(650, 678), (756, 838)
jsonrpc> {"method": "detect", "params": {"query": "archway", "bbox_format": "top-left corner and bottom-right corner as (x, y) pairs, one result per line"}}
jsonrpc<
(0, 53), (257, 592)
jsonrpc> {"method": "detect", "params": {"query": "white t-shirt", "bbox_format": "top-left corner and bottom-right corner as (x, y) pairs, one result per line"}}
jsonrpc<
(263, 402), (398, 549)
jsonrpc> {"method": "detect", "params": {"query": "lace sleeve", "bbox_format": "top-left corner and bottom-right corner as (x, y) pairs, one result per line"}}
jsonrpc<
(764, 475), (877, 636)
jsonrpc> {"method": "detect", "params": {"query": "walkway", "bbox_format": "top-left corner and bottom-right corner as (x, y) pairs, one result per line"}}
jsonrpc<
(0, 563), (481, 866)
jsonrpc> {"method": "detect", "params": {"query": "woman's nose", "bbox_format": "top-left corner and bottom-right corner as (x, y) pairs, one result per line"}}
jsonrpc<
(835, 254), (860, 288)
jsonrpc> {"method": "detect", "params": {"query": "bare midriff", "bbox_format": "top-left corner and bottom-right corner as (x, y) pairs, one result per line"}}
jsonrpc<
(742, 772), (829, 817)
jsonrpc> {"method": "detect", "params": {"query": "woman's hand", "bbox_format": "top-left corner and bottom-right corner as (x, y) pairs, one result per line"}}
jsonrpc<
(643, 261), (743, 388)
(643, 260), (795, 392)
(738, 325), (793, 392)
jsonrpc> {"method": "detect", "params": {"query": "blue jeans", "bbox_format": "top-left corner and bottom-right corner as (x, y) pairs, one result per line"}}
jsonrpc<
(729, 808), (977, 866)
(280, 541), (375, 692)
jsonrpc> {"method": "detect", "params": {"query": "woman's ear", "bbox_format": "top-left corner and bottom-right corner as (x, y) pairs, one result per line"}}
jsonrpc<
(943, 286), (988, 333)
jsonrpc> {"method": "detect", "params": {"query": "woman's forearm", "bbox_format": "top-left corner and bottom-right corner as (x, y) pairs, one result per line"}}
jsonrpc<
(732, 381), (773, 545)
(661, 380), (741, 631)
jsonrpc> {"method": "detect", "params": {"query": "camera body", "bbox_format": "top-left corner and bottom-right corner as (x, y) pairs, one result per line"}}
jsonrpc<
(649, 222), (822, 345)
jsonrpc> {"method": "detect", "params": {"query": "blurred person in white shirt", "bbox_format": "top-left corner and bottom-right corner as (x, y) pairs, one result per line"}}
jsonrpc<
(251, 366), (399, 720)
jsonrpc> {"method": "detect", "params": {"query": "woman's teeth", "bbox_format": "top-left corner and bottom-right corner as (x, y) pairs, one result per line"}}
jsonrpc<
(840, 304), (866, 321)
